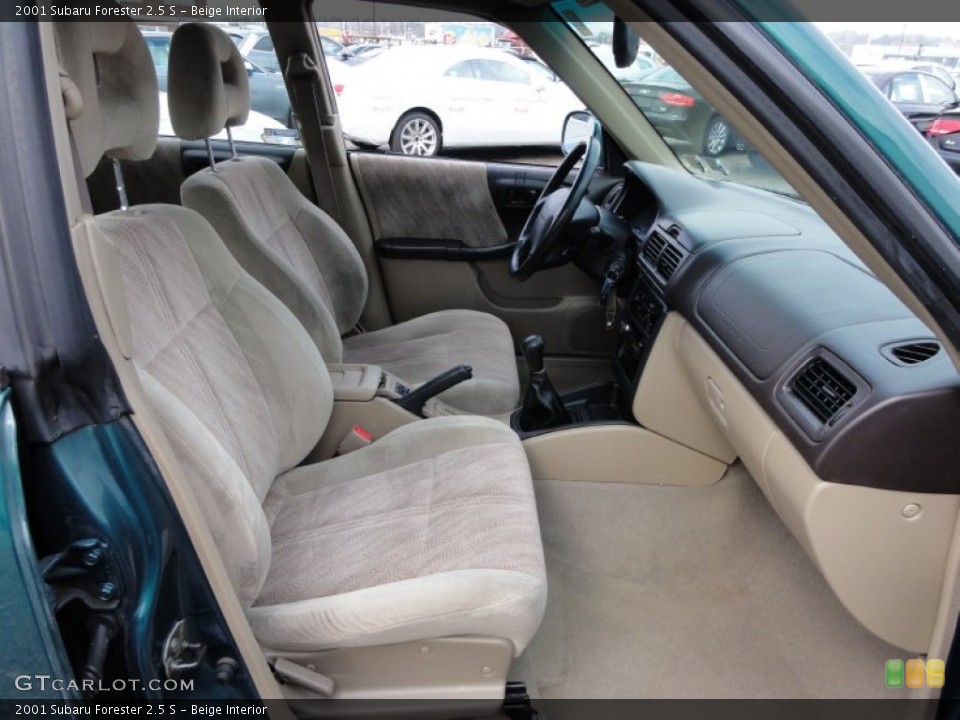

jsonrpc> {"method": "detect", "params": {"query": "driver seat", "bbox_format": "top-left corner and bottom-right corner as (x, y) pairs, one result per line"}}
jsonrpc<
(167, 24), (519, 417)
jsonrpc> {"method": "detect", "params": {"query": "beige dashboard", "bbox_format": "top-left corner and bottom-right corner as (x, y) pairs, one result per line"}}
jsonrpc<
(636, 312), (959, 653)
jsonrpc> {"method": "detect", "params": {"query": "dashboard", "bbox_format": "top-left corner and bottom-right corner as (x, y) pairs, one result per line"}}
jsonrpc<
(610, 161), (960, 496)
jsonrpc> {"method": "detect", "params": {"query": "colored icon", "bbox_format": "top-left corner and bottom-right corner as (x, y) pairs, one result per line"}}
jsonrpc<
(927, 659), (946, 689)
(906, 659), (925, 688)
(885, 659), (904, 688)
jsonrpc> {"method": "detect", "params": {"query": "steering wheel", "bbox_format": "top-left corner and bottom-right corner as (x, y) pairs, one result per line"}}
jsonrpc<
(509, 135), (602, 280)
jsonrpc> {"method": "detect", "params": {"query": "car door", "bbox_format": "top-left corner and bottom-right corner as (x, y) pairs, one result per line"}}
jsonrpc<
(918, 73), (959, 133)
(468, 59), (541, 146)
(247, 63), (292, 127)
(248, 35), (280, 72)
(349, 150), (620, 359)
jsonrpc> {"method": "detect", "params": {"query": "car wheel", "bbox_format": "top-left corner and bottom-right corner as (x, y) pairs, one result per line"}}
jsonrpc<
(702, 116), (731, 157)
(391, 112), (441, 157)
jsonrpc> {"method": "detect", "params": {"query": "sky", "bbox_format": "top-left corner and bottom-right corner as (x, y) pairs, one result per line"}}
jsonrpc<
(814, 22), (960, 41)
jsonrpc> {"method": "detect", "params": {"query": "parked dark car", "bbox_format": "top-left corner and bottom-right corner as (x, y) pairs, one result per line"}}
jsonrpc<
(625, 64), (739, 156)
(147, 31), (294, 128)
(861, 68), (960, 134)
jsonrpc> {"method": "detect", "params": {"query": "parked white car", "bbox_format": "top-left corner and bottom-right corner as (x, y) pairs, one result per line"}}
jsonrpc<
(157, 92), (294, 144)
(336, 46), (584, 155)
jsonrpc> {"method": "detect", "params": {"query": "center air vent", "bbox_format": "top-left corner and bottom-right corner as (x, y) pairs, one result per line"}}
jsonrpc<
(883, 341), (942, 367)
(792, 358), (858, 424)
(642, 231), (685, 282)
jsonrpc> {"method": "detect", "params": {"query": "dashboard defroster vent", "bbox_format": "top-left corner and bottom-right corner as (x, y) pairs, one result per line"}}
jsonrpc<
(792, 358), (858, 424)
(883, 341), (942, 366)
(642, 231), (685, 282)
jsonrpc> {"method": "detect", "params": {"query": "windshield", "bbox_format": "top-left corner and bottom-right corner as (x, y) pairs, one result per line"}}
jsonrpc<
(552, 0), (798, 198)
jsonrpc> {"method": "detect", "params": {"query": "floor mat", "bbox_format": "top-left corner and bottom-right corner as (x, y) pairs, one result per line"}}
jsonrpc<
(521, 465), (910, 698)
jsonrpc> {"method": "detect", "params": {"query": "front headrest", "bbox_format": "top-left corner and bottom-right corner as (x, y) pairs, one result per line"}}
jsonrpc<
(54, 20), (158, 178)
(168, 24), (250, 141)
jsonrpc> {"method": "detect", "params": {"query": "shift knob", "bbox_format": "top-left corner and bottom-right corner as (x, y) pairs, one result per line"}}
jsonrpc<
(521, 335), (546, 374)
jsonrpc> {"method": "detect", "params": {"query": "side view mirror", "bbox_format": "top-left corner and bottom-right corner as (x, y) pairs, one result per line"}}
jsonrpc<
(562, 110), (600, 155)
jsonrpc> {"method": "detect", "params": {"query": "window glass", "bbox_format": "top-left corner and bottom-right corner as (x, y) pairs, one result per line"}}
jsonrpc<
(920, 74), (955, 105)
(144, 35), (171, 71)
(552, 0), (797, 197)
(310, 5), (579, 164)
(889, 73), (923, 103)
(472, 59), (531, 84)
(444, 61), (476, 79)
(137, 22), (299, 146)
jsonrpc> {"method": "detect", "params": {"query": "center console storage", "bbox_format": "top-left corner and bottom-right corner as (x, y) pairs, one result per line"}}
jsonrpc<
(510, 382), (631, 438)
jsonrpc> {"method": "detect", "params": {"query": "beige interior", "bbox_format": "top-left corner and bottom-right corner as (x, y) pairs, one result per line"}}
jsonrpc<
(37, 2), (960, 707)
(269, 636), (512, 709)
(522, 464), (913, 699)
(268, 15), (394, 331)
(310, 397), (418, 461)
(523, 424), (727, 486)
(40, 22), (290, 707)
(633, 313), (738, 464)
(672, 314), (957, 653)
(379, 258), (613, 356)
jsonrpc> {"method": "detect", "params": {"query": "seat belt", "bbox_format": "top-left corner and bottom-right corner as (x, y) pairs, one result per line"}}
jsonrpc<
(60, 71), (93, 215)
(285, 52), (344, 226)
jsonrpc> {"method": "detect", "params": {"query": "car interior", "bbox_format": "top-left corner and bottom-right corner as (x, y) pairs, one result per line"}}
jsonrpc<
(31, 0), (960, 711)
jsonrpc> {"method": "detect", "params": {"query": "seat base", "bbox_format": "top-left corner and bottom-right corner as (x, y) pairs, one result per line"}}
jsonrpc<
(272, 636), (513, 706)
(343, 310), (521, 416)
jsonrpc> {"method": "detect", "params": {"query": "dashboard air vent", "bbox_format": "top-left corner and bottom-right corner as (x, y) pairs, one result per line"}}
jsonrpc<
(642, 231), (685, 282)
(884, 341), (942, 366)
(792, 358), (858, 424)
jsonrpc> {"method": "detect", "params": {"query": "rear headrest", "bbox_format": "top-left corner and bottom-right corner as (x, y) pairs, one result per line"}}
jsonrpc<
(54, 20), (158, 178)
(168, 24), (250, 141)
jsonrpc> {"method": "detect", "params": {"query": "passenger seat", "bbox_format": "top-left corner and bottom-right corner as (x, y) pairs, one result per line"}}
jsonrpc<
(166, 24), (520, 417)
(54, 16), (546, 695)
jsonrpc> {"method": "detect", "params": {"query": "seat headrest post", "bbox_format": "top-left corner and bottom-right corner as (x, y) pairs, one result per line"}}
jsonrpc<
(205, 138), (219, 174)
(111, 158), (129, 212)
(226, 126), (238, 160)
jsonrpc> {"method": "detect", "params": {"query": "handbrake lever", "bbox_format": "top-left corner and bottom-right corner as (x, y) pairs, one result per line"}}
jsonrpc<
(396, 365), (473, 416)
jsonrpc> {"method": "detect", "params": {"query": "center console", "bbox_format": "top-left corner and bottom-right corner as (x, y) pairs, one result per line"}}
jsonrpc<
(613, 270), (668, 396)
(510, 225), (671, 438)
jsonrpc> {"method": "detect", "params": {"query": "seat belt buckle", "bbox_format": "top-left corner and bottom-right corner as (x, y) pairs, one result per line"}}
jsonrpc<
(337, 425), (374, 456)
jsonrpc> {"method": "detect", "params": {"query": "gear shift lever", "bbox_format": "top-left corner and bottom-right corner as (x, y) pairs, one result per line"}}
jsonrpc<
(519, 335), (570, 432)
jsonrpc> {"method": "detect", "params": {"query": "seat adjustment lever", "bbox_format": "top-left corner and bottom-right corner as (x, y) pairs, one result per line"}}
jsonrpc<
(272, 658), (335, 697)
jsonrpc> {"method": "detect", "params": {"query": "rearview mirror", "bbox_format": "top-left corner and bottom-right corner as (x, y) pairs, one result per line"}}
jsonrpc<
(613, 18), (640, 69)
(562, 111), (600, 155)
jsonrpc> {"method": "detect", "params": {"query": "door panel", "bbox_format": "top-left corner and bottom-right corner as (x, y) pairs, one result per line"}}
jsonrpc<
(353, 153), (509, 248)
(379, 258), (613, 356)
(351, 151), (616, 356)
